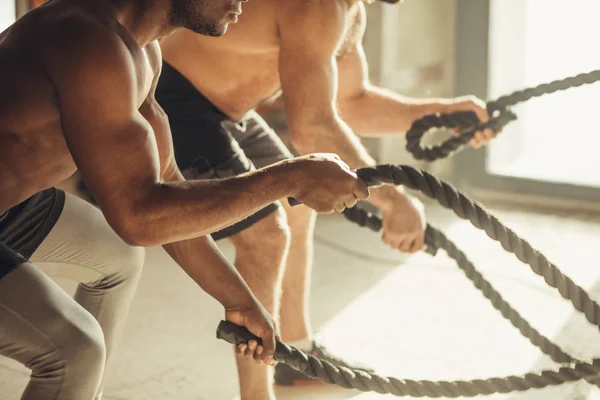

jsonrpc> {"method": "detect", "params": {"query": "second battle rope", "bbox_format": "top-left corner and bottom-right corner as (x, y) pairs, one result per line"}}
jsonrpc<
(405, 69), (600, 161)
(217, 164), (600, 397)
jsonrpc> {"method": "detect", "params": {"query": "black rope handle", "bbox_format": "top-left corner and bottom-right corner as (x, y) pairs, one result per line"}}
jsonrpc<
(405, 69), (600, 161)
(217, 164), (600, 397)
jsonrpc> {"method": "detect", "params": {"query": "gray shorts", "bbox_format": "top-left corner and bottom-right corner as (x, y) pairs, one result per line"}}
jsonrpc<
(183, 112), (293, 180)
(155, 62), (294, 239)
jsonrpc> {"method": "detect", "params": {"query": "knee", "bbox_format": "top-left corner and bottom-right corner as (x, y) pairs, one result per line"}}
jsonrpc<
(263, 208), (291, 255)
(38, 314), (106, 380)
(284, 204), (316, 234)
(65, 316), (106, 373)
(236, 207), (291, 257)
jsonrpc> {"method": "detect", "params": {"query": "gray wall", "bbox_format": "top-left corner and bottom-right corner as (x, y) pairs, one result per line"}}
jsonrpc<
(0, 2), (15, 32)
(363, 0), (458, 177)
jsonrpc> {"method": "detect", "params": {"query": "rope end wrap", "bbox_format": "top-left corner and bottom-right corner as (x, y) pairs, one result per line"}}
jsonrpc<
(216, 320), (263, 346)
(216, 320), (303, 368)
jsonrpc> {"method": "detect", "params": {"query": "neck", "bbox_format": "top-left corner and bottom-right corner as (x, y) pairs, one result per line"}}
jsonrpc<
(105, 0), (178, 46)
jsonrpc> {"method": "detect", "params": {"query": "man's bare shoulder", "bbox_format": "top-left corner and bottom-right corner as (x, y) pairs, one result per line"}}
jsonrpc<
(47, 22), (134, 81)
(2, 2), (139, 89)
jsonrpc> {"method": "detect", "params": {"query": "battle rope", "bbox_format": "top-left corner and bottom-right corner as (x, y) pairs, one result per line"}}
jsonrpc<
(405, 69), (600, 161)
(217, 164), (600, 397)
(342, 205), (600, 388)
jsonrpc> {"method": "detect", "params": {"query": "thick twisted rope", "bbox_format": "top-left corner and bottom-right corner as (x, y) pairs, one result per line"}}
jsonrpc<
(356, 165), (600, 327)
(217, 164), (600, 397)
(405, 69), (600, 161)
(218, 320), (600, 398)
(342, 209), (584, 369)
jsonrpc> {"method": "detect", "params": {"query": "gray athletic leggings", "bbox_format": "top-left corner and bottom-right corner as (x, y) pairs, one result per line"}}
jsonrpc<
(0, 193), (145, 400)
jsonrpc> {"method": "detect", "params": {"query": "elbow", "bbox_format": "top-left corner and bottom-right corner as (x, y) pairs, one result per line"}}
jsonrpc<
(115, 223), (156, 247)
(106, 203), (161, 247)
(338, 88), (369, 115)
(111, 214), (156, 247)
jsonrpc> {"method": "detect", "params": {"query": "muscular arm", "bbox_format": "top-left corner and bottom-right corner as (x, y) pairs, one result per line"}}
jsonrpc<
(136, 91), (256, 311)
(48, 25), (297, 247)
(163, 229), (256, 312)
(277, 0), (375, 170)
(278, 1), (415, 207)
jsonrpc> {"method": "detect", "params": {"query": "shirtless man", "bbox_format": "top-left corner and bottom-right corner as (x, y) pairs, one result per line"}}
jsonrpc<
(156, 0), (498, 397)
(0, 0), (369, 398)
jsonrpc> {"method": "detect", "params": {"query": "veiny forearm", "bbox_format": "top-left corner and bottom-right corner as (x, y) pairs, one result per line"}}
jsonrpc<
(290, 116), (402, 208)
(285, 114), (380, 202)
(291, 117), (375, 171)
(163, 236), (255, 310)
(339, 85), (451, 137)
(130, 164), (294, 246)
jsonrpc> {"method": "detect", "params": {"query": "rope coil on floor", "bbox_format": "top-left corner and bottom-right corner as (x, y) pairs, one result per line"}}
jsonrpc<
(405, 69), (600, 161)
(217, 164), (600, 397)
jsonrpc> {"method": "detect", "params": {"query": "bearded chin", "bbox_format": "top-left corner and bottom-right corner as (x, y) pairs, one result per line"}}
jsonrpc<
(168, 1), (223, 36)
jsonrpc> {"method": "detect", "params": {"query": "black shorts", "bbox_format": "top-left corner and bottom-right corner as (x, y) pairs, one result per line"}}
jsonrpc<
(155, 62), (294, 240)
(0, 188), (65, 280)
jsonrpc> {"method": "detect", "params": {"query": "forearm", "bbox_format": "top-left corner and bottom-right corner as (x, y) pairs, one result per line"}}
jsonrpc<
(290, 117), (401, 209)
(163, 236), (255, 310)
(339, 85), (452, 137)
(126, 163), (294, 246)
(291, 117), (375, 170)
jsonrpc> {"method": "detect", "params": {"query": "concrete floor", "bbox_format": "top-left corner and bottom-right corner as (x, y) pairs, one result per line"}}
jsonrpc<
(2, 195), (600, 400)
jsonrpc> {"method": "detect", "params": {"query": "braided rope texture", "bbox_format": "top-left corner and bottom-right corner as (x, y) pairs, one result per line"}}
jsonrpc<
(218, 319), (600, 397)
(489, 70), (600, 111)
(342, 211), (584, 370)
(217, 164), (600, 397)
(357, 165), (600, 327)
(406, 69), (600, 161)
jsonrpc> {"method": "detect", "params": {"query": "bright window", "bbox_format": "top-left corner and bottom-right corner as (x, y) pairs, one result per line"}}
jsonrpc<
(487, 0), (600, 188)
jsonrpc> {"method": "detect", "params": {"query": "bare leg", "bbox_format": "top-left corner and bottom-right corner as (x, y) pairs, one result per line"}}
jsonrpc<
(228, 206), (290, 400)
(278, 202), (316, 343)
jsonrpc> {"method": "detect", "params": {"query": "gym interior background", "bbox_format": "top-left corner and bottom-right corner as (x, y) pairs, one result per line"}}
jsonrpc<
(1, 1), (599, 399)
